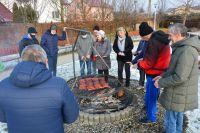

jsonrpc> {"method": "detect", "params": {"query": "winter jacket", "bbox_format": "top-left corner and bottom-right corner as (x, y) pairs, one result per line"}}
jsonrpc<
(158, 36), (200, 112)
(94, 39), (112, 70)
(138, 30), (171, 77)
(0, 61), (79, 133)
(76, 34), (93, 60)
(113, 33), (134, 62)
(132, 40), (148, 64)
(40, 31), (66, 56)
(19, 34), (39, 56)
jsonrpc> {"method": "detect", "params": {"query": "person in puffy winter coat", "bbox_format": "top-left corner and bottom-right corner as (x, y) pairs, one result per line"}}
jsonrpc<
(19, 27), (39, 56)
(0, 45), (79, 133)
(40, 24), (67, 76)
(136, 22), (171, 124)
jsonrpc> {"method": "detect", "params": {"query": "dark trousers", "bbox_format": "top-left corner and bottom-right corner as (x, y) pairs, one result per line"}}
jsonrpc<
(117, 60), (130, 86)
(139, 69), (145, 86)
(98, 69), (109, 82)
(48, 55), (57, 76)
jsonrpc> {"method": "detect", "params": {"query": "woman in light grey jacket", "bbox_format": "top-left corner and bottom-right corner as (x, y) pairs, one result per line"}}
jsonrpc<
(93, 30), (111, 81)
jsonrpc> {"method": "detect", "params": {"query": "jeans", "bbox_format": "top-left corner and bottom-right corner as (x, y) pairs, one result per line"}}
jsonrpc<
(145, 76), (160, 122)
(117, 60), (130, 86)
(47, 55), (57, 76)
(80, 60), (91, 76)
(98, 69), (109, 82)
(164, 110), (183, 133)
(139, 69), (145, 86)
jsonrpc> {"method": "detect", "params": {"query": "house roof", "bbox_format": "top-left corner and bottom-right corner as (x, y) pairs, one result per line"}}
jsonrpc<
(0, 2), (13, 22)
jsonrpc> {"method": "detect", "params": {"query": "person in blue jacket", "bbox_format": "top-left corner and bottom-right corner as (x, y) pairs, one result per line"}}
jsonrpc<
(0, 45), (79, 133)
(132, 40), (148, 89)
(18, 27), (39, 56)
(40, 24), (67, 76)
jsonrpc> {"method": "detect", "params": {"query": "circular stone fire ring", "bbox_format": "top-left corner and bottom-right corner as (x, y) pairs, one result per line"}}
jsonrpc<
(67, 75), (139, 124)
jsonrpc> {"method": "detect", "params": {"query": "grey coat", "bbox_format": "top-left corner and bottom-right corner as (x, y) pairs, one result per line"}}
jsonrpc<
(94, 39), (112, 70)
(158, 36), (200, 112)
(76, 34), (93, 60)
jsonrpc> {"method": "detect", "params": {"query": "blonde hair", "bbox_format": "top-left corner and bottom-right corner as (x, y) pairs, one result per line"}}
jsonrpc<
(21, 44), (47, 63)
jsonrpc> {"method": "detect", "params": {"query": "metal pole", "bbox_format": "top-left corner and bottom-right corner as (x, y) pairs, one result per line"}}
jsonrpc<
(154, 4), (157, 30)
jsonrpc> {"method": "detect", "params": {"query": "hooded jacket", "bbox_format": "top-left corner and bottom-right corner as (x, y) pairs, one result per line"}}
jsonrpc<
(138, 30), (171, 77)
(0, 61), (79, 133)
(158, 36), (200, 112)
(113, 32), (134, 62)
(40, 30), (66, 56)
(19, 34), (39, 56)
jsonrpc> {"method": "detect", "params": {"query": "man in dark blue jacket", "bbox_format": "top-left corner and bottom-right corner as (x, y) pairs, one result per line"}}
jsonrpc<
(18, 27), (39, 56)
(0, 45), (79, 133)
(132, 40), (148, 89)
(40, 24), (67, 76)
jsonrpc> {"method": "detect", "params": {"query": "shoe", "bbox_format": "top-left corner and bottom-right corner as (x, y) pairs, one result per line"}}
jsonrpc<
(139, 117), (156, 124)
(136, 85), (144, 90)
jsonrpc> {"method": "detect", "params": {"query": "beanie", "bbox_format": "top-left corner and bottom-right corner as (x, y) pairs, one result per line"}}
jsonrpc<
(97, 30), (105, 38)
(50, 24), (57, 30)
(139, 22), (153, 37)
(28, 27), (37, 34)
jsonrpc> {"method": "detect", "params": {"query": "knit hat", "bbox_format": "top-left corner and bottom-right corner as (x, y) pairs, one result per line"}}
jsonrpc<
(139, 22), (153, 37)
(50, 24), (57, 30)
(28, 27), (37, 33)
(97, 30), (105, 38)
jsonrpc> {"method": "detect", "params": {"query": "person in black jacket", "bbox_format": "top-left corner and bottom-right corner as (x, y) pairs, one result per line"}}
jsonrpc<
(113, 27), (134, 87)
(18, 27), (39, 56)
(0, 44), (79, 133)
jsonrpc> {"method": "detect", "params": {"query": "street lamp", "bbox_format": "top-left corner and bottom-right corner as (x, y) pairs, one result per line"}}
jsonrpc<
(153, 3), (158, 30)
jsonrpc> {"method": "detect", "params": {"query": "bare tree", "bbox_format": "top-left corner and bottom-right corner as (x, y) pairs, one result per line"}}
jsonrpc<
(77, 0), (92, 21)
(169, 0), (200, 25)
(148, 0), (152, 17)
(157, 0), (167, 27)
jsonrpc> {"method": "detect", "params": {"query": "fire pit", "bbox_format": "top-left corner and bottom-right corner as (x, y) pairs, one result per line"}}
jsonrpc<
(67, 75), (138, 123)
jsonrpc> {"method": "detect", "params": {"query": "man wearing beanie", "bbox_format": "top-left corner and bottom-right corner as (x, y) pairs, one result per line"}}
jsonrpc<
(18, 27), (39, 56)
(135, 22), (171, 123)
(40, 24), (67, 76)
(131, 22), (153, 89)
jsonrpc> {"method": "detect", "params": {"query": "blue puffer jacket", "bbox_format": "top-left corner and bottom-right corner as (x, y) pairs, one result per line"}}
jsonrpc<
(0, 61), (79, 133)
(19, 34), (39, 56)
(40, 31), (66, 56)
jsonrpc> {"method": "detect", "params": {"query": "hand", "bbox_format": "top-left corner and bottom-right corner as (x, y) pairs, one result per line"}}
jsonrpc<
(132, 51), (137, 55)
(63, 27), (67, 31)
(118, 52), (122, 56)
(131, 64), (138, 69)
(121, 52), (125, 56)
(86, 55), (90, 59)
(154, 79), (160, 88)
(153, 76), (162, 81)
(81, 56), (85, 60)
(137, 58), (143, 62)
(138, 50), (142, 54)
(126, 62), (132, 66)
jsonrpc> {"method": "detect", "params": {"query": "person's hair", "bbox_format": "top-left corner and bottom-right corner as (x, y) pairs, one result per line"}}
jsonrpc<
(116, 27), (126, 33)
(21, 44), (47, 63)
(168, 23), (188, 37)
(93, 25), (100, 31)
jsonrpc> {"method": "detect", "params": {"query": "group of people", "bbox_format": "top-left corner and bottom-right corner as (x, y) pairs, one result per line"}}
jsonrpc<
(19, 24), (66, 76)
(0, 22), (199, 133)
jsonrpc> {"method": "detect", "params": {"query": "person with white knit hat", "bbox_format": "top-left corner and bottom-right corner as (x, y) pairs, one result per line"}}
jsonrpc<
(93, 30), (111, 82)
